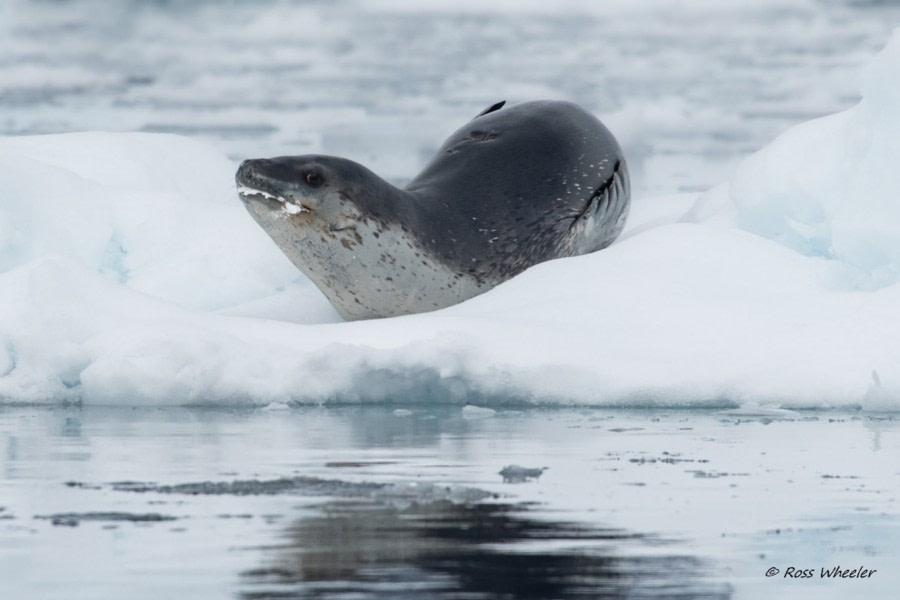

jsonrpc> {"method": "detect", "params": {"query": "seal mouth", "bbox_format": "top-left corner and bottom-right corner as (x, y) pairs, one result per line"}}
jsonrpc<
(237, 185), (312, 215)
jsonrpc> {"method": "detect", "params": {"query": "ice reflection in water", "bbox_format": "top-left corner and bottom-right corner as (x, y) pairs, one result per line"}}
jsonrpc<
(242, 500), (731, 600)
(4, 408), (900, 599)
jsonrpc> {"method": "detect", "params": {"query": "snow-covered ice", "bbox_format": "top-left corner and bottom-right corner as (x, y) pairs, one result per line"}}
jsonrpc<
(2, 16), (900, 408)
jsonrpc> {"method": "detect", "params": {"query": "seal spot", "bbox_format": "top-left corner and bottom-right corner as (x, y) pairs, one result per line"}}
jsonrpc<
(469, 130), (498, 142)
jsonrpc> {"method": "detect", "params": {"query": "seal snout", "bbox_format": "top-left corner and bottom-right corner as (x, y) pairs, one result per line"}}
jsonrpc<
(236, 158), (276, 190)
(235, 158), (315, 215)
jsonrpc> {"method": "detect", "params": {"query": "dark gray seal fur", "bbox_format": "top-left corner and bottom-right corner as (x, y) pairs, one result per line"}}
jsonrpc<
(236, 100), (630, 320)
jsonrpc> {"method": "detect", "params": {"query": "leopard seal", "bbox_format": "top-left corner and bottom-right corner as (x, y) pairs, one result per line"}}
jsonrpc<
(236, 100), (630, 320)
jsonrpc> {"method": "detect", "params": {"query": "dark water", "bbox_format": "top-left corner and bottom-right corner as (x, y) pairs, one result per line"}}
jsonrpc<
(240, 501), (728, 600)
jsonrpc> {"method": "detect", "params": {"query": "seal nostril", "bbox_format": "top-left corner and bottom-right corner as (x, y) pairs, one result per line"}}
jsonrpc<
(237, 159), (255, 181)
(237, 159), (271, 186)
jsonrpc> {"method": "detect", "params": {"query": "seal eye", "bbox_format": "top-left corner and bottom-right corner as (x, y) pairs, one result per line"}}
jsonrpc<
(304, 171), (324, 188)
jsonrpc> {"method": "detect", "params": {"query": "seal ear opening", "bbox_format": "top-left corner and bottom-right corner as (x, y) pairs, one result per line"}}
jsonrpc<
(474, 100), (506, 119)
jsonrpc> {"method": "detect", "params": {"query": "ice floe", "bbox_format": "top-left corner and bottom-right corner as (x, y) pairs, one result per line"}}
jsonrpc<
(2, 31), (900, 409)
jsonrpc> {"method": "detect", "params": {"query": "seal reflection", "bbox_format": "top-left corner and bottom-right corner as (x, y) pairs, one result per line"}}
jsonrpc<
(241, 500), (731, 599)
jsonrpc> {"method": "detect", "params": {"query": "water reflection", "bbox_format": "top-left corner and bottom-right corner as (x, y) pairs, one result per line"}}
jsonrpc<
(242, 500), (731, 600)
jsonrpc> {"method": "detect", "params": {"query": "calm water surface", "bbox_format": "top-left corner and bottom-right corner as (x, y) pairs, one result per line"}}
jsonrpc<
(1, 406), (899, 599)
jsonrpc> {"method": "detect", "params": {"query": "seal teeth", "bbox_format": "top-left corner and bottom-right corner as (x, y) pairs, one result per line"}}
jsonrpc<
(237, 185), (310, 214)
(236, 185), (283, 202)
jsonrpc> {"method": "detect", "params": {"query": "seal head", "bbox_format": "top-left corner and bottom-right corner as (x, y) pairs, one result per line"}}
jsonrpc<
(237, 100), (630, 320)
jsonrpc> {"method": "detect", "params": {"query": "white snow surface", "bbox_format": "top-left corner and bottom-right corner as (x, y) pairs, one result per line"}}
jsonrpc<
(2, 32), (900, 408)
